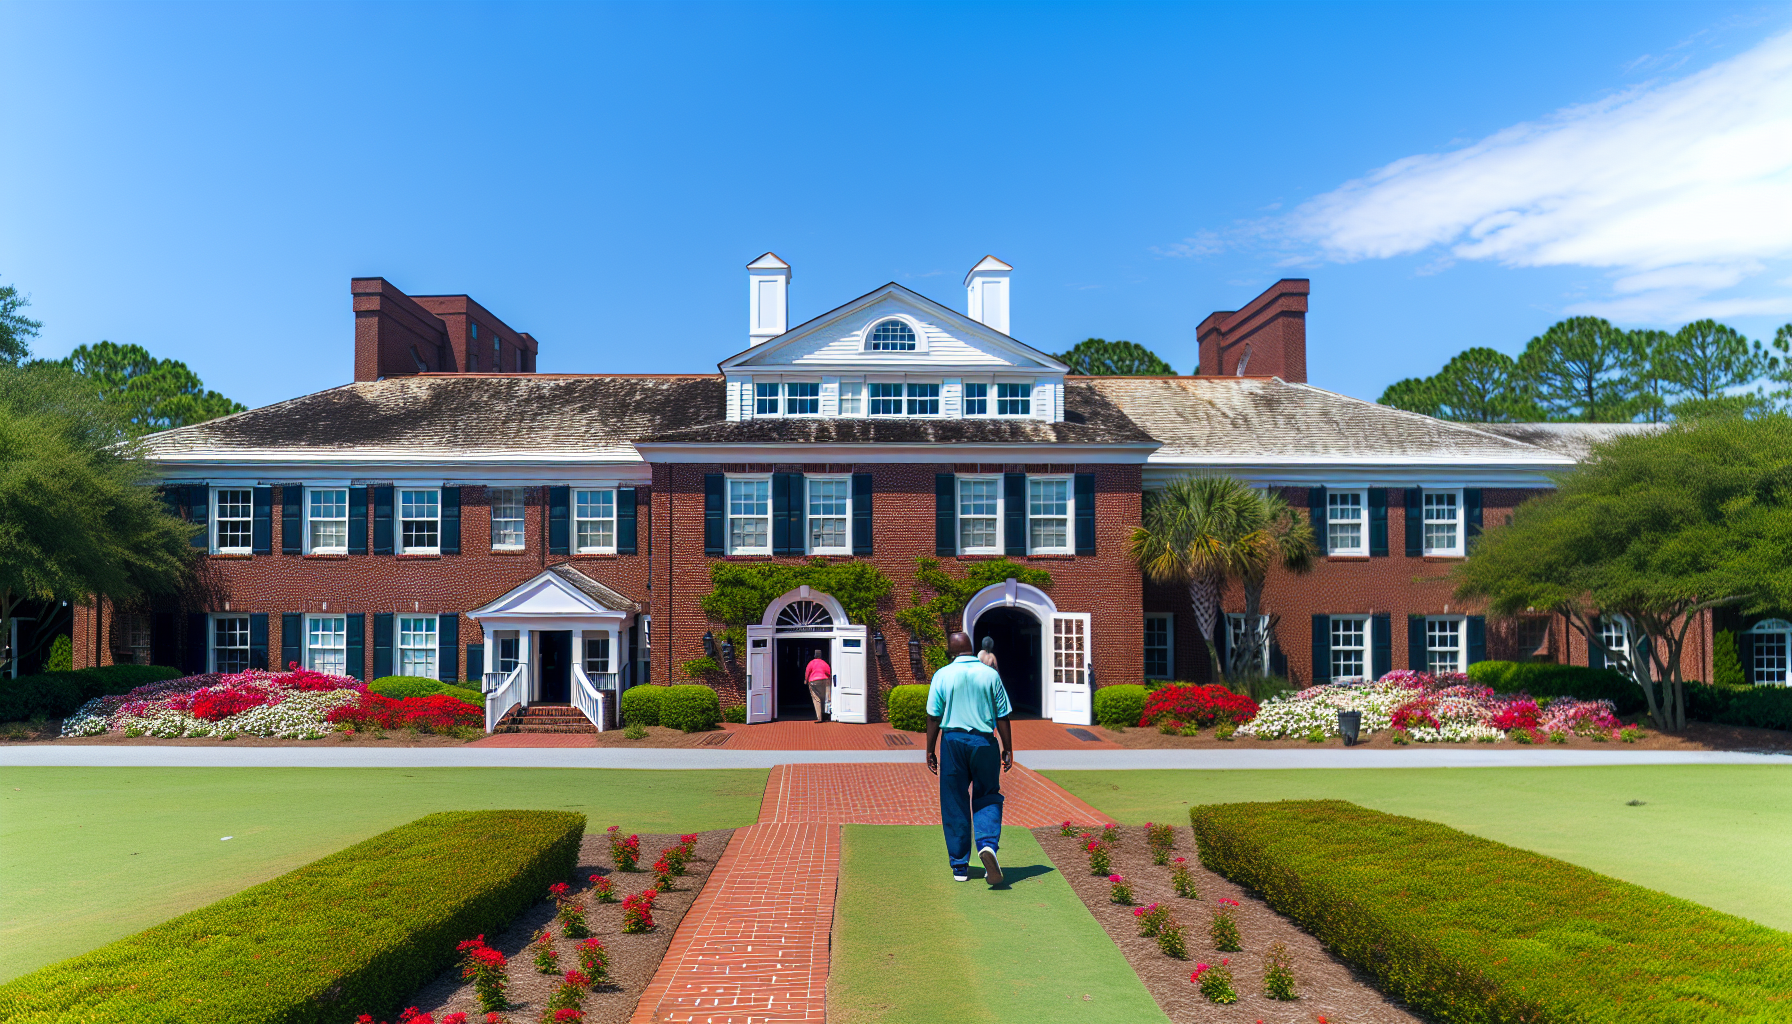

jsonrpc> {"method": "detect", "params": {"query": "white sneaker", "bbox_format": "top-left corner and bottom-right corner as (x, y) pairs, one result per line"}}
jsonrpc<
(953, 868), (969, 882)
(979, 846), (1003, 886)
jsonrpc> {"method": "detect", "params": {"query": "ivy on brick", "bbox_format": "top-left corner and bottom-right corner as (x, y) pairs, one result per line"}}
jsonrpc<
(897, 557), (1052, 673)
(700, 559), (895, 635)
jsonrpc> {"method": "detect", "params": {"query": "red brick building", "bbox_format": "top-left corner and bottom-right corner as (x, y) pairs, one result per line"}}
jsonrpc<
(72, 255), (1662, 728)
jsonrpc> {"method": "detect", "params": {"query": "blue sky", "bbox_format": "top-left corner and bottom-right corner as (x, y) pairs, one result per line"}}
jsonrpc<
(3, 2), (1790, 410)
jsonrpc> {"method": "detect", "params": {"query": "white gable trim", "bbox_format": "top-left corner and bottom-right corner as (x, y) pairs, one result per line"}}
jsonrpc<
(470, 570), (632, 620)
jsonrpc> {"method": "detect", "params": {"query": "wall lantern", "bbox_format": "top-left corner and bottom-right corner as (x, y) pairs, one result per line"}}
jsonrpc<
(872, 631), (888, 659)
(908, 636), (924, 678)
(720, 638), (736, 665)
(702, 631), (717, 660)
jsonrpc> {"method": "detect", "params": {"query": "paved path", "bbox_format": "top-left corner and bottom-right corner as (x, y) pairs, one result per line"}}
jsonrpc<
(1017, 748), (1791, 769)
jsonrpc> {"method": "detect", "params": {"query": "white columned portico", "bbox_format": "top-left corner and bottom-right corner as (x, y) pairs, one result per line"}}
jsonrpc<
(469, 566), (638, 731)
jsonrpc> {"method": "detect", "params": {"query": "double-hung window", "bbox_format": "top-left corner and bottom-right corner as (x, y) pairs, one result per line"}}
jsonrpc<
(958, 477), (1000, 554)
(728, 477), (771, 555)
(807, 477), (851, 555)
(1423, 491), (1462, 555)
(307, 488), (348, 553)
(786, 382), (819, 415)
(1327, 490), (1366, 556)
(116, 613), (152, 665)
(995, 382), (1031, 416)
(905, 383), (939, 415)
(490, 488), (525, 550)
(307, 615), (347, 674)
(1598, 615), (1630, 661)
(1027, 477), (1071, 553)
(399, 489), (440, 553)
(755, 382), (779, 415)
(585, 636), (611, 675)
(496, 635), (520, 674)
(868, 383), (903, 416)
(212, 615), (250, 673)
(398, 616), (437, 677)
(1144, 614), (1173, 679)
(839, 382), (863, 415)
(1426, 617), (1463, 673)
(1330, 615), (1369, 681)
(962, 382), (988, 416)
(214, 489), (253, 553)
(574, 489), (616, 553)
(1226, 613), (1272, 671)
(1748, 620), (1792, 685)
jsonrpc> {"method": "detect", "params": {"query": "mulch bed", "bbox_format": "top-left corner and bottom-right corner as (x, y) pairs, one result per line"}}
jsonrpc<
(1035, 824), (1428, 1024)
(399, 828), (733, 1024)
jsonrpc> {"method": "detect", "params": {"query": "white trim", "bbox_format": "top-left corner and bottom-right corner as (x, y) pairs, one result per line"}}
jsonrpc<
(1324, 487), (1369, 557)
(963, 578), (1059, 636)
(1424, 614), (1467, 674)
(637, 442), (1156, 464)
(211, 486), (254, 555)
(304, 613), (349, 674)
(489, 486), (526, 551)
(1746, 619), (1792, 686)
(396, 486), (442, 555)
(303, 486), (350, 555)
(572, 487), (618, 555)
(1421, 488), (1465, 556)
(1144, 612), (1174, 680)
(862, 315), (928, 354)
(209, 613), (251, 674)
(1327, 613), (1370, 682)
(955, 474), (1003, 556)
(804, 475), (853, 556)
(1025, 474), (1073, 555)
(759, 586), (849, 628)
(726, 473), (773, 556)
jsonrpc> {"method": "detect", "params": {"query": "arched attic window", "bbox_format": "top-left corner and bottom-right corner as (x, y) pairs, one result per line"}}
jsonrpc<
(868, 319), (917, 351)
(1746, 619), (1792, 685)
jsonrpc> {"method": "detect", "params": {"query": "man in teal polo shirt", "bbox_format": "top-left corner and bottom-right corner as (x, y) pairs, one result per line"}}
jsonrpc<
(925, 631), (1014, 885)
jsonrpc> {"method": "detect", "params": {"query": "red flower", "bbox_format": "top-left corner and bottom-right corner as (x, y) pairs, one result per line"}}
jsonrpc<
(564, 969), (591, 987)
(1139, 684), (1259, 728)
(441, 1016), (467, 1024)
(550, 882), (570, 897)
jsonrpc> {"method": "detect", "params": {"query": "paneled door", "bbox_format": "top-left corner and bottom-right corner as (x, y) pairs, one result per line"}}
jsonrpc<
(745, 628), (773, 724)
(1048, 613), (1093, 725)
(831, 627), (868, 724)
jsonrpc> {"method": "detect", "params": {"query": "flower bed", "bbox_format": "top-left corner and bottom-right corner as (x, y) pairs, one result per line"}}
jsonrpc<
(1239, 669), (1621, 743)
(1138, 684), (1258, 729)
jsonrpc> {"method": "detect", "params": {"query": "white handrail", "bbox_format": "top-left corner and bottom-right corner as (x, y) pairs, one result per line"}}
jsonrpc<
(485, 662), (528, 733)
(571, 665), (609, 732)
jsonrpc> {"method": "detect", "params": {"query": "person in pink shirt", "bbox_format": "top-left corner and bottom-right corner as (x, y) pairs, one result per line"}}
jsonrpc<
(803, 649), (832, 721)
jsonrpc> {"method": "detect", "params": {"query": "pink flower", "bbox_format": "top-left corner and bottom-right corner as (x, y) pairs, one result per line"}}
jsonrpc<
(1108, 874), (1122, 883)
(1173, 857), (1186, 864)
(1133, 907), (1145, 917)
(1217, 897), (1239, 907)
(1191, 963), (1210, 980)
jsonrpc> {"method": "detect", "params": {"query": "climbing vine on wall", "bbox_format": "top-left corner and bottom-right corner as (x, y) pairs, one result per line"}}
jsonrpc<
(701, 559), (895, 637)
(897, 557), (1053, 674)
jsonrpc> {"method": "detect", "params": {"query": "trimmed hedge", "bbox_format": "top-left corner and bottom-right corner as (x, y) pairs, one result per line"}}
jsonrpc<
(1191, 800), (1792, 1024)
(1687, 682), (1792, 731)
(620, 685), (663, 726)
(1093, 683), (1148, 729)
(0, 810), (584, 1024)
(0, 664), (182, 722)
(1467, 660), (1646, 714)
(661, 684), (721, 732)
(888, 683), (929, 732)
(368, 675), (483, 709)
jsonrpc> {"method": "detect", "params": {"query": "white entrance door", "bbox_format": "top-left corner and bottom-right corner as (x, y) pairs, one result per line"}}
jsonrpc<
(832, 627), (869, 724)
(1048, 613), (1093, 725)
(745, 627), (773, 724)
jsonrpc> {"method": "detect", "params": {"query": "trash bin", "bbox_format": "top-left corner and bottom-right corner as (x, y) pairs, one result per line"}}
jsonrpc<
(1337, 710), (1363, 746)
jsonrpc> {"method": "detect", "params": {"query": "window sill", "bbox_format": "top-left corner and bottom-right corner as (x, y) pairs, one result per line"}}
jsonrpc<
(397, 553), (442, 560)
(211, 552), (253, 560)
(1025, 553), (1077, 560)
(303, 552), (349, 560)
(1421, 554), (1466, 562)
(490, 548), (528, 555)
(571, 552), (619, 560)
(1326, 554), (1371, 561)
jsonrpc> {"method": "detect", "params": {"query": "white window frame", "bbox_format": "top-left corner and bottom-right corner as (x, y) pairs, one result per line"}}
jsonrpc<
(905, 382), (941, 416)
(490, 487), (525, 551)
(1144, 613), (1174, 680)
(726, 474), (772, 556)
(1422, 489), (1464, 556)
(864, 317), (923, 353)
(305, 487), (349, 554)
(995, 381), (1032, 417)
(1026, 474), (1073, 555)
(1426, 615), (1465, 674)
(754, 381), (780, 416)
(1329, 614), (1370, 682)
(306, 614), (348, 675)
(1748, 619), (1792, 686)
(397, 616), (437, 678)
(496, 633), (520, 674)
(1226, 613), (1272, 671)
(398, 488), (441, 555)
(585, 635), (611, 675)
(956, 475), (1002, 555)
(867, 381), (903, 417)
(785, 381), (821, 416)
(573, 488), (617, 554)
(1598, 614), (1631, 660)
(838, 381), (864, 416)
(211, 614), (251, 674)
(116, 612), (152, 665)
(212, 488), (254, 554)
(962, 381), (989, 417)
(805, 475), (852, 556)
(1326, 488), (1368, 557)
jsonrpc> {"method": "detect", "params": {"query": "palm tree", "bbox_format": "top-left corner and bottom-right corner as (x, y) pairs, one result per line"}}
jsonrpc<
(1226, 490), (1316, 684)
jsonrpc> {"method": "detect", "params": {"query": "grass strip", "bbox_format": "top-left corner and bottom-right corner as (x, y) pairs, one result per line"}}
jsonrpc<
(0, 809), (583, 1024)
(1192, 799), (1792, 1024)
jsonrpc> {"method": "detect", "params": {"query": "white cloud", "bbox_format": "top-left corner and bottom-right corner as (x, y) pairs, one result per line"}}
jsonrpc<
(1283, 29), (1792, 323)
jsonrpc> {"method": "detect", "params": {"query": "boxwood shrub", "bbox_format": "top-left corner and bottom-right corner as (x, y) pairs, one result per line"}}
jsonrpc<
(620, 684), (663, 726)
(1467, 660), (1645, 714)
(661, 683), (721, 732)
(1092, 683), (1148, 729)
(1190, 800), (1792, 1024)
(368, 675), (483, 709)
(0, 664), (182, 722)
(887, 683), (929, 732)
(0, 809), (584, 1024)
(1687, 682), (1792, 730)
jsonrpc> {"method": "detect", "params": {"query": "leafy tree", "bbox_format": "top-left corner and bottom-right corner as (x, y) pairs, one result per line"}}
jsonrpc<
(1223, 488), (1317, 688)
(1516, 316), (1637, 422)
(1661, 320), (1767, 403)
(1622, 328), (1676, 424)
(0, 280), (43, 366)
(1378, 376), (1442, 417)
(52, 341), (246, 436)
(1764, 323), (1792, 407)
(1055, 338), (1174, 376)
(1379, 348), (1535, 421)
(0, 363), (195, 676)
(1454, 416), (1792, 732)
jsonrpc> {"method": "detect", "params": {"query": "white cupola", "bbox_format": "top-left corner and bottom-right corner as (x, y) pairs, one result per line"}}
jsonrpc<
(964, 255), (1012, 335)
(747, 252), (791, 347)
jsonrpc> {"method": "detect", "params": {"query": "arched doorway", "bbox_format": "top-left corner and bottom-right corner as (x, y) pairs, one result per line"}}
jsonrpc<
(973, 606), (1043, 715)
(962, 579), (1092, 725)
(743, 587), (869, 723)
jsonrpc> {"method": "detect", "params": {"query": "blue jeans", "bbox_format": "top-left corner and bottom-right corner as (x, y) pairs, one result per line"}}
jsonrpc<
(939, 731), (1004, 869)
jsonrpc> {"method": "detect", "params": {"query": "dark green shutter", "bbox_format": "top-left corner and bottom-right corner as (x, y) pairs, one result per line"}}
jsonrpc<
(1368, 489), (1388, 556)
(438, 614), (459, 682)
(373, 613), (393, 678)
(345, 613), (365, 680)
(703, 474), (724, 555)
(1465, 488), (1483, 547)
(1736, 629), (1755, 684)
(1588, 615), (1605, 669)
(348, 487), (368, 555)
(770, 474), (791, 555)
(185, 613), (208, 673)
(441, 487), (461, 554)
(852, 474), (873, 556)
(249, 614), (269, 670)
(1311, 615), (1331, 684)
(466, 644), (485, 683)
(1308, 487), (1328, 556)
(150, 611), (177, 667)
(935, 474), (957, 556)
(617, 488), (638, 555)
(1074, 473), (1096, 555)
(281, 613), (302, 672)
(1466, 615), (1486, 667)
(252, 486), (273, 555)
(372, 486), (394, 555)
(281, 485), (302, 555)
(1003, 473), (1026, 556)
(188, 485), (209, 549)
(1213, 615), (1229, 682)
(1408, 615), (1428, 671)
(1371, 613), (1392, 679)
(1269, 639), (1287, 678)
(789, 474), (806, 555)
(1404, 488), (1423, 556)
(549, 486), (570, 555)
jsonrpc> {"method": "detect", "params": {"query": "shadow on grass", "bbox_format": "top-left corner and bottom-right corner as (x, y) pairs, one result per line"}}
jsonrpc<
(977, 862), (1054, 889)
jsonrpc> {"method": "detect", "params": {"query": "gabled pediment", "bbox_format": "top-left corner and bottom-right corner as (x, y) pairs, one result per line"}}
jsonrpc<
(719, 283), (1067, 372)
(470, 567), (633, 619)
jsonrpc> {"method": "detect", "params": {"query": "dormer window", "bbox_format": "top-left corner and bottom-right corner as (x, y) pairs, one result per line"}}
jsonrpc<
(755, 382), (780, 415)
(868, 319), (917, 351)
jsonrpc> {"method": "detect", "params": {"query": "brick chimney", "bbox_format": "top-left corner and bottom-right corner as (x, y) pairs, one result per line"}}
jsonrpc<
(1196, 279), (1309, 382)
(352, 278), (538, 381)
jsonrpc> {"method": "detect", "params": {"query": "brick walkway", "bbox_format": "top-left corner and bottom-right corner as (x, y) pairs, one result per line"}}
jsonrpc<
(756, 762), (1110, 827)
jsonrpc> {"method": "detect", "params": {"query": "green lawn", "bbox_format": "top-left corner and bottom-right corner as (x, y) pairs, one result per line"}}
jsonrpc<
(1045, 764), (1792, 931)
(0, 766), (766, 982)
(830, 825), (1167, 1024)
